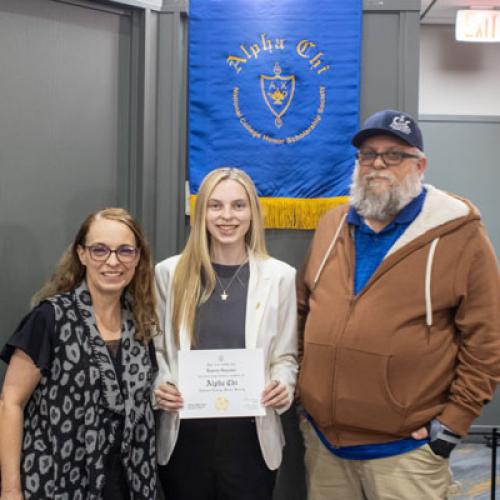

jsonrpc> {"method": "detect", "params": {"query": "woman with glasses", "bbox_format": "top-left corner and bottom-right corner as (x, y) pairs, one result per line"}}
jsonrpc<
(0, 208), (158, 500)
(153, 167), (298, 500)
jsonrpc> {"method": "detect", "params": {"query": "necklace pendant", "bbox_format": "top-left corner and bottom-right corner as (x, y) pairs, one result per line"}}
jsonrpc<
(221, 292), (228, 301)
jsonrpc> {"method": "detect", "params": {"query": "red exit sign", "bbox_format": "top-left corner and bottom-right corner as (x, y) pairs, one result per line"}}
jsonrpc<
(456, 10), (500, 42)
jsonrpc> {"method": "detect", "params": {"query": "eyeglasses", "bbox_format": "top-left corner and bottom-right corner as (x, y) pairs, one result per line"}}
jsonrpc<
(356, 150), (420, 167)
(84, 244), (139, 263)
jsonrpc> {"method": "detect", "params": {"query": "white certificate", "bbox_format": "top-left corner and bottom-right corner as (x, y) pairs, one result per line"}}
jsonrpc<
(178, 348), (266, 419)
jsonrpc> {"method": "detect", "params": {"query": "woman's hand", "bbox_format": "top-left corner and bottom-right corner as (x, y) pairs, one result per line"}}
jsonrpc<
(154, 382), (183, 412)
(261, 380), (289, 410)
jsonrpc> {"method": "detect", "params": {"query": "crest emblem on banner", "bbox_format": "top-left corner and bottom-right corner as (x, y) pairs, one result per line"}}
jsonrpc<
(260, 63), (295, 128)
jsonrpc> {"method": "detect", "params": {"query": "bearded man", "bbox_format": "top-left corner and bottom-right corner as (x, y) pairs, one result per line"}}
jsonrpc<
(297, 109), (500, 500)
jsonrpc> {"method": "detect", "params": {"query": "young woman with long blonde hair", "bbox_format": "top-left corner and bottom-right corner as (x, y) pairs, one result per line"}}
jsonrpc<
(154, 168), (298, 500)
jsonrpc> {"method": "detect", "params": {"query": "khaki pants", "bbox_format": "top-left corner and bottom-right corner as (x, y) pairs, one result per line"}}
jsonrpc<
(300, 419), (454, 500)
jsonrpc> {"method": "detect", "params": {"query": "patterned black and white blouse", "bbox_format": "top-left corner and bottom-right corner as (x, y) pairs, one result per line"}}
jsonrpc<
(1, 281), (157, 500)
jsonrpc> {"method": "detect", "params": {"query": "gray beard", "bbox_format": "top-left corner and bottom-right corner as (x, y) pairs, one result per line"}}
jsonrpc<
(349, 166), (423, 221)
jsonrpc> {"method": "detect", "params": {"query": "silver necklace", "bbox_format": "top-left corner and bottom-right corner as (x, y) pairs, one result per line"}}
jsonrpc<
(214, 261), (247, 301)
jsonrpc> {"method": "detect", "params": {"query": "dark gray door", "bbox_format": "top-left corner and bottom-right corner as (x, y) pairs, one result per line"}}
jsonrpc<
(0, 0), (132, 380)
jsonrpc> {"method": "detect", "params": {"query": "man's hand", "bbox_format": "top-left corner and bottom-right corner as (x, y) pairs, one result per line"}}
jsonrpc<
(411, 426), (429, 440)
(412, 419), (461, 459)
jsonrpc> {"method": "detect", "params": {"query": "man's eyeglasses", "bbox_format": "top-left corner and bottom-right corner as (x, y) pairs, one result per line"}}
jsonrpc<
(84, 244), (139, 263)
(356, 150), (420, 167)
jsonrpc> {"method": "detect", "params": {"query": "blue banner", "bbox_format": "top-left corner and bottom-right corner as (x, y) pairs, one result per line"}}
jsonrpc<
(188, 0), (362, 228)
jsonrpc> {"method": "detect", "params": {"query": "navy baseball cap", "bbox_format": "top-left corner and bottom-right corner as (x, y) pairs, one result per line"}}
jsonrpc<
(352, 109), (424, 151)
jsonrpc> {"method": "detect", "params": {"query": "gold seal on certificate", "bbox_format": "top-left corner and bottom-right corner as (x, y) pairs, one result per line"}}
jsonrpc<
(178, 348), (266, 419)
(214, 396), (229, 412)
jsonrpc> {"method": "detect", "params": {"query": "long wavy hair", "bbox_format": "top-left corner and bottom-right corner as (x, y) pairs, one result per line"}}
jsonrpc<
(32, 208), (159, 343)
(171, 167), (268, 345)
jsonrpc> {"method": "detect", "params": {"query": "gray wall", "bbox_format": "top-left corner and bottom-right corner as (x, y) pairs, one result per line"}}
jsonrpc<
(0, 0), (135, 379)
(420, 115), (500, 255)
(420, 115), (500, 427)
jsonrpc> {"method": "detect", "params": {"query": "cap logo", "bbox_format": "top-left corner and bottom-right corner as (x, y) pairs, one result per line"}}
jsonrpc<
(389, 115), (411, 135)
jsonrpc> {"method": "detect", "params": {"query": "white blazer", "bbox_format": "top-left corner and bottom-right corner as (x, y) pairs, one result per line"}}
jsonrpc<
(153, 253), (298, 470)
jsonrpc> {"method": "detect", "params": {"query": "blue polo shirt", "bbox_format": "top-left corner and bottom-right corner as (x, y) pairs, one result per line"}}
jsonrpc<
(349, 188), (427, 294)
(307, 188), (428, 460)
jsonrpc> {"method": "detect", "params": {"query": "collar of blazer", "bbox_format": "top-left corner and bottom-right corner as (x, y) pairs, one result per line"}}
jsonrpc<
(178, 253), (273, 351)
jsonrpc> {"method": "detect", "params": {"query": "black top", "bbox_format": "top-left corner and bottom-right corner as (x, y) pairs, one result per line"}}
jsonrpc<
(0, 302), (54, 374)
(193, 262), (249, 350)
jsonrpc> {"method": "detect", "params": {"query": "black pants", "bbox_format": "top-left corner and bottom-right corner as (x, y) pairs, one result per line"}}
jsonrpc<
(158, 417), (276, 500)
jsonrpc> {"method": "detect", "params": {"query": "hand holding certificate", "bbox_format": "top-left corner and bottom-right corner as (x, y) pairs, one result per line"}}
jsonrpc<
(178, 348), (266, 419)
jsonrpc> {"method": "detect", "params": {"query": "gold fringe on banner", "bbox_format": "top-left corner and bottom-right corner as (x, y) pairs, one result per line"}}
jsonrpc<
(189, 195), (350, 230)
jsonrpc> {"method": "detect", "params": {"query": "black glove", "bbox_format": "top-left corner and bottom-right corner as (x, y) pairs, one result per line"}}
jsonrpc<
(426, 418), (461, 458)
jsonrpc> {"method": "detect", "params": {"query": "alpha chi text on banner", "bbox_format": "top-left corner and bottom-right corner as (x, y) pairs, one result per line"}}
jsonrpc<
(188, 0), (362, 229)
